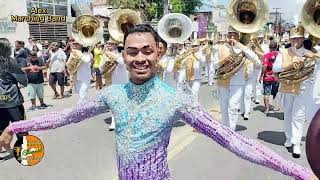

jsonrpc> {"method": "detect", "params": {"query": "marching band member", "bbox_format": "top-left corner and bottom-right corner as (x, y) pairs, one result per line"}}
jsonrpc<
(251, 33), (267, 105)
(203, 40), (216, 86)
(213, 26), (261, 130)
(175, 42), (187, 91)
(306, 38), (320, 124)
(99, 37), (129, 131)
(158, 39), (176, 88)
(176, 40), (206, 102)
(66, 41), (92, 103)
(272, 26), (317, 158)
(239, 54), (257, 120)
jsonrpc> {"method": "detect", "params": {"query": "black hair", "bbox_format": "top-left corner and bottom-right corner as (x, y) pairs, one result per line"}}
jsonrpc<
(123, 24), (160, 47)
(118, 46), (124, 53)
(304, 39), (313, 50)
(0, 38), (12, 57)
(0, 38), (12, 77)
(159, 38), (168, 49)
(285, 43), (292, 48)
(81, 47), (89, 53)
(15, 40), (23, 45)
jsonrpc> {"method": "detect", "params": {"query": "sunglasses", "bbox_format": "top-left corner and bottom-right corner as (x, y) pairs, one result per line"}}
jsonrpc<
(125, 46), (155, 56)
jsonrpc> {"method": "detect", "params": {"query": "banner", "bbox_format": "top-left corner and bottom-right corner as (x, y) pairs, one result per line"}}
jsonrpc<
(197, 14), (207, 38)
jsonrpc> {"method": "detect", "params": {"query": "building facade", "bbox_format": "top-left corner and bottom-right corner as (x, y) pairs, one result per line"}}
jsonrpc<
(0, 0), (30, 45)
(27, 0), (71, 42)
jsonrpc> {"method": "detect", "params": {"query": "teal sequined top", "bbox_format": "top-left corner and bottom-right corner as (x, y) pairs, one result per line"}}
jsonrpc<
(9, 75), (311, 180)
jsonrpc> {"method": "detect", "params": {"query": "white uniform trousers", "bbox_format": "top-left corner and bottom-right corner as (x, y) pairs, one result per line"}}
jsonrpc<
(240, 79), (253, 118)
(204, 62), (209, 77)
(252, 69), (262, 101)
(176, 69), (186, 91)
(305, 86), (320, 122)
(185, 80), (201, 102)
(219, 85), (243, 130)
(283, 92), (308, 146)
(205, 61), (214, 85)
(75, 80), (90, 103)
(307, 103), (320, 122)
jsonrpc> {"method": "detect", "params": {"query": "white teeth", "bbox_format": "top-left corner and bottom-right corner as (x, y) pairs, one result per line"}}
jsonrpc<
(133, 64), (148, 70)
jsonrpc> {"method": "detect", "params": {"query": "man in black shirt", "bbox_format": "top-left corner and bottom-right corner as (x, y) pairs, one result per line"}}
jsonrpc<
(14, 41), (28, 66)
(0, 38), (28, 151)
(21, 51), (48, 110)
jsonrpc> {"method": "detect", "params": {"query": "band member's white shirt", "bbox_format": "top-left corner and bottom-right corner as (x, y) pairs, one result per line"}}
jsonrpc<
(192, 50), (206, 80)
(111, 51), (129, 84)
(212, 43), (261, 86)
(76, 52), (92, 82)
(159, 54), (176, 88)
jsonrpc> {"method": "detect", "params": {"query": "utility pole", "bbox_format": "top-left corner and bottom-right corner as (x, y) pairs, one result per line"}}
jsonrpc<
(273, 8), (281, 35)
(163, 0), (170, 15)
(279, 13), (283, 35)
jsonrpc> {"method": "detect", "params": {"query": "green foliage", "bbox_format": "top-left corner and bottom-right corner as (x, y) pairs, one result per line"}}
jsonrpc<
(170, 0), (185, 13)
(108, 0), (202, 20)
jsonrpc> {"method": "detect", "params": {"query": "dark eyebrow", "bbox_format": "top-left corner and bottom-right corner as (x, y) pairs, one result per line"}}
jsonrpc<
(126, 45), (153, 49)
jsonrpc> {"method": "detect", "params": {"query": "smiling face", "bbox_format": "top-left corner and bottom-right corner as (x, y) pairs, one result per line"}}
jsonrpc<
(123, 32), (160, 85)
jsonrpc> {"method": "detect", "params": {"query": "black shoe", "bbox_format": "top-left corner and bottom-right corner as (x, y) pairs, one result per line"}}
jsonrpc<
(285, 146), (293, 153)
(39, 103), (48, 108)
(244, 117), (249, 121)
(28, 105), (37, 111)
(240, 113), (244, 117)
(292, 153), (300, 158)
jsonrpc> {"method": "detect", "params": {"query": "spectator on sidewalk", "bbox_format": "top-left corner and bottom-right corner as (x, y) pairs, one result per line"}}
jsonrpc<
(0, 38), (28, 148)
(14, 41), (28, 66)
(25, 37), (34, 51)
(32, 44), (43, 59)
(21, 51), (48, 110)
(260, 41), (280, 114)
(48, 42), (67, 99)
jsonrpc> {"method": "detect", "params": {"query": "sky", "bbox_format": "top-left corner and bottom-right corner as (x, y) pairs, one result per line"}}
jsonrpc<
(217, 0), (307, 24)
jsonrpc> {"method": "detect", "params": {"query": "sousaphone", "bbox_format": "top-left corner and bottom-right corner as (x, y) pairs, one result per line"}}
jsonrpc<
(158, 13), (193, 44)
(71, 15), (104, 47)
(108, 9), (142, 43)
(227, 0), (269, 33)
(215, 0), (269, 80)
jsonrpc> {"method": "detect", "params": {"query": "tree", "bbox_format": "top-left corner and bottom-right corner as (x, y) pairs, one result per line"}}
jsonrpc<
(108, 0), (202, 21)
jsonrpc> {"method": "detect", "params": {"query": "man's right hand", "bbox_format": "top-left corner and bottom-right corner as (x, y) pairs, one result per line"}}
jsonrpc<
(0, 127), (14, 152)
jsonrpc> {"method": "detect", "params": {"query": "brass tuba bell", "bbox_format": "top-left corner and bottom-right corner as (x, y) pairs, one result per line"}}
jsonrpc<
(158, 13), (193, 44)
(108, 9), (142, 43)
(301, 0), (320, 42)
(71, 15), (104, 47)
(227, 0), (269, 34)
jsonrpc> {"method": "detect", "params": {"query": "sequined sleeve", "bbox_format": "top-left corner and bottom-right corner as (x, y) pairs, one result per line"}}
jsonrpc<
(8, 95), (109, 134)
(178, 105), (312, 180)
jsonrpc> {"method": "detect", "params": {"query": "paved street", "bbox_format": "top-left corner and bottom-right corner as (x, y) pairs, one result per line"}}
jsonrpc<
(0, 78), (311, 180)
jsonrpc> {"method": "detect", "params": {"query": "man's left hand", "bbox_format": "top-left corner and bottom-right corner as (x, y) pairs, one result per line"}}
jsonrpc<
(0, 127), (14, 152)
